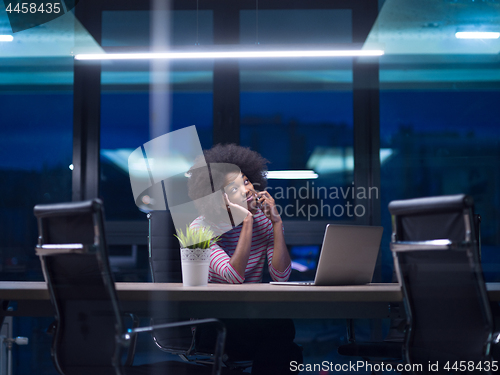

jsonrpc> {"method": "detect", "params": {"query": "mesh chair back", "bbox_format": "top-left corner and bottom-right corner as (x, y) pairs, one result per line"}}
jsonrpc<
(396, 249), (491, 363)
(148, 210), (194, 354)
(34, 199), (124, 374)
(389, 194), (476, 243)
(389, 195), (492, 367)
(149, 210), (182, 283)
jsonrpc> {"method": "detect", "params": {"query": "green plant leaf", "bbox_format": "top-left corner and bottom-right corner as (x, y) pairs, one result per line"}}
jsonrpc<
(174, 225), (219, 249)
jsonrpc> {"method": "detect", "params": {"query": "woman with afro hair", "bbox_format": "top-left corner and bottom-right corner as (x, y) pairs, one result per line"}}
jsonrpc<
(188, 144), (302, 375)
(188, 143), (291, 284)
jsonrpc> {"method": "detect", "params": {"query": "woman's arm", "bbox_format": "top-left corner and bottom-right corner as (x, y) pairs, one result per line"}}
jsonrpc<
(223, 193), (255, 281)
(209, 242), (246, 283)
(227, 212), (254, 278)
(270, 220), (291, 272)
(258, 191), (292, 273)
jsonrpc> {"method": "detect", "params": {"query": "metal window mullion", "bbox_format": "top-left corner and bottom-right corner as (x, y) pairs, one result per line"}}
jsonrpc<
(352, 0), (380, 228)
(72, 0), (102, 201)
(212, 0), (240, 146)
(352, 2), (382, 344)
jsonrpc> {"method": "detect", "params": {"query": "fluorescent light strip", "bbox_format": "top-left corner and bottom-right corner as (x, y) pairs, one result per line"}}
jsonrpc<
(455, 32), (500, 39)
(0, 35), (13, 42)
(267, 170), (319, 179)
(75, 50), (384, 60)
(42, 244), (84, 249)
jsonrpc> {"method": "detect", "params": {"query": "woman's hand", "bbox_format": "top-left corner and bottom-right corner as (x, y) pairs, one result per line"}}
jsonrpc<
(257, 191), (281, 224)
(223, 193), (253, 225)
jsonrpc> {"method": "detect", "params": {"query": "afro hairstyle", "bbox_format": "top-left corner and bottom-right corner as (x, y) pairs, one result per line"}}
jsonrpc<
(203, 144), (269, 190)
(187, 144), (269, 218)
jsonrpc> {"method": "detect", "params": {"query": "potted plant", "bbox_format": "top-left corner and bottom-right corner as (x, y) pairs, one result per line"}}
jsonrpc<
(174, 226), (219, 286)
(174, 225), (219, 250)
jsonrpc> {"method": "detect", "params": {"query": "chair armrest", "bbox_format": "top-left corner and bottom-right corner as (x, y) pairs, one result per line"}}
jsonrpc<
(35, 244), (97, 256)
(123, 318), (226, 375)
(123, 313), (140, 367)
(390, 240), (470, 253)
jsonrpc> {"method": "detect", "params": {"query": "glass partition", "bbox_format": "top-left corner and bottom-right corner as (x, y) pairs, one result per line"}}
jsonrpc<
(0, 25), (74, 283)
(4, 0), (500, 372)
(99, 10), (214, 283)
(240, 9), (356, 224)
(100, 10), (214, 222)
(0, 7), (76, 374)
(376, 0), (500, 281)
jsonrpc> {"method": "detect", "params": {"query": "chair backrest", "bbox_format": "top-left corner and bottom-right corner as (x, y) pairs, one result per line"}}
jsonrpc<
(148, 210), (195, 354)
(148, 210), (182, 283)
(389, 194), (477, 243)
(34, 199), (125, 375)
(389, 195), (493, 366)
(148, 211), (253, 370)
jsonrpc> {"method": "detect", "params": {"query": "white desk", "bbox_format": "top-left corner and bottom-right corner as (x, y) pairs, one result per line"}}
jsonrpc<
(1, 282), (499, 319)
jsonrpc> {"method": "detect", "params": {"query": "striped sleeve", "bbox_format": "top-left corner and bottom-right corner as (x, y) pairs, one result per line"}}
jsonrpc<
(266, 222), (291, 282)
(209, 242), (245, 284)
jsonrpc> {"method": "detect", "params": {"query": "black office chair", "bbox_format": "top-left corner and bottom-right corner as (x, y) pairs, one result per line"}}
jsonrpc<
(33, 199), (227, 375)
(148, 210), (252, 371)
(338, 195), (484, 367)
(148, 210), (196, 359)
(389, 194), (499, 372)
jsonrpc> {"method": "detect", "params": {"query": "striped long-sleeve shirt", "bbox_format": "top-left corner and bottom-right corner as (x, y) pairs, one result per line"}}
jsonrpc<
(191, 210), (291, 284)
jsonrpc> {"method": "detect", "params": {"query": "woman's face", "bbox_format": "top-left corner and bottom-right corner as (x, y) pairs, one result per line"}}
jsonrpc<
(223, 172), (258, 212)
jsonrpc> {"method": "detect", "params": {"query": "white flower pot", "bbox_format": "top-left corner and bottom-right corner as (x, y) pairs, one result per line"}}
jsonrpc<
(180, 248), (211, 286)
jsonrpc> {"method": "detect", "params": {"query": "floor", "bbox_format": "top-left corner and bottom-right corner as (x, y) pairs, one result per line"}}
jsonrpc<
(11, 318), (385, 375)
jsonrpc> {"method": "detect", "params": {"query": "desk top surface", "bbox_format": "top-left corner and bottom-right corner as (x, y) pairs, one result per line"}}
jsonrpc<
(2, 282), (500, 319)
(0, 281), (404, 302)
(1, 281), (500, 302)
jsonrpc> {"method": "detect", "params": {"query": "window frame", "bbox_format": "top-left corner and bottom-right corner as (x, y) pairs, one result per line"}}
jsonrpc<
(73, 0), (381, 249)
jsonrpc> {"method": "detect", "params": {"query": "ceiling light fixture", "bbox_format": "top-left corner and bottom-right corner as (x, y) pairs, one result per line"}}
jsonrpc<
(0, 35), (14, 42)
(455, 31), (500, 39)
(267, 170), (319, 179)
(75, 49), (384, 60)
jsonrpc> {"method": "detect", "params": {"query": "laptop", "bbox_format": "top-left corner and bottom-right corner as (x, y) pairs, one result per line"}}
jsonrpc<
(271, 224), (383, 286)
